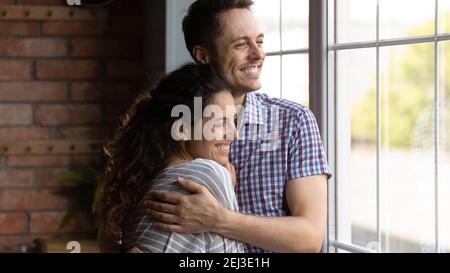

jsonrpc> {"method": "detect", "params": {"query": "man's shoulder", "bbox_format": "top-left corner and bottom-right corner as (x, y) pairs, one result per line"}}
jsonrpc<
(251, 92), (314, 121)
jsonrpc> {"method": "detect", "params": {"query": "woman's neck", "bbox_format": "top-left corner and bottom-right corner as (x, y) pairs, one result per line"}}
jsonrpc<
(165, 150), (194, 168)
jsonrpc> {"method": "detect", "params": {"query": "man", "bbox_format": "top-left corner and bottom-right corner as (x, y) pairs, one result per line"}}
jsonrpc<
(147, 0), (332, 253)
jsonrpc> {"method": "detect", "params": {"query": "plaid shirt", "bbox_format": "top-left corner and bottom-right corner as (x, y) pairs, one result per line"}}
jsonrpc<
(229, 92), (332, 253)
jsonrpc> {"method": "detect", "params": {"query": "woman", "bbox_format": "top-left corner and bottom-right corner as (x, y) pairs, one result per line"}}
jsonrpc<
(97, 64), (244, 253)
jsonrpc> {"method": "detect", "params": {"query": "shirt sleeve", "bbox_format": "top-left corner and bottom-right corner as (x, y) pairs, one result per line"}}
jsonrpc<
(287, 107), (332, 181)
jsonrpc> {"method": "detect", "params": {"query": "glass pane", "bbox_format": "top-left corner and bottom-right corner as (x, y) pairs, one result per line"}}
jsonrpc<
(336, 48), (377, 250)
(439, 0), (450, 34)
(281, 54), (308, 106)
(380, 0), (435, 40)
(336, 0), (377, 43)
(439, 41), (450, 252)
(258, 55), (281, 98)
(380, 43), (435, 252)
(253, 0), (281, 53)
(282, 0), (308, 50)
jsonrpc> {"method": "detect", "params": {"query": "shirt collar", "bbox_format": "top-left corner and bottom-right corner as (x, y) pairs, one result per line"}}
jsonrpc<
(242, 92), (265, 125)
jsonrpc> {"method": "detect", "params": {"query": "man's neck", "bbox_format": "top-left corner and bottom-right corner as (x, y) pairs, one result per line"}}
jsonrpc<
(233, 91), (248, 107)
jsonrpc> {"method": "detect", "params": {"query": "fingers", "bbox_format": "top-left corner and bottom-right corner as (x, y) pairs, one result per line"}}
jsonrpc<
(148, 209), (178, 225)
(177, 177), (206, 194)
(150, 191), (182, 204)
(154, 222), (185, 233)
(145, 200), (177, 214)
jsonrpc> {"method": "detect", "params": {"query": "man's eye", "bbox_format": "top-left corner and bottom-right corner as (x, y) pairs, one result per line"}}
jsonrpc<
(257, 40), (264, 47)
(236, 42), (247, 48)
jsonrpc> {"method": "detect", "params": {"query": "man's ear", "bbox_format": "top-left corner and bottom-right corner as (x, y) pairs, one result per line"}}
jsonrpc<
(192, 46), (211, 64)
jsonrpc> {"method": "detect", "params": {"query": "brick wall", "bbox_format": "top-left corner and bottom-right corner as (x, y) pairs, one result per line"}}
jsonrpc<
(0, 0), (165, 252)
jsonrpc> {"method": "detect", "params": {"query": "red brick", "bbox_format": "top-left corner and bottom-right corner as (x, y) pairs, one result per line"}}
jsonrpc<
(0, 127), (52, 141)
(0, 235), (54, 253)
(70, 38), (140, 58)
(0, 170), (34, 188)
(41, 21), (108, 36)
(17, 0), (65, 5)
(6, 155), (70, 168)
(0, 0), (14, 3)
(106, 60), (143, 80)
(36, 60), (102, 80)
(0, 39), (67, 57)
(36, 104), (102, 126)
(30, 211), (94, 234)
(111, 15), (144, 37)
(57, 126), (111, 139)
(103, 103), (128, 124)
(0, 82), (68, 102)
(71, 82), (135, 102)
(0, 21), (38, 36)
(0, 189), (68, 211)
(0, 213), (27, 234)
(35, 168), (73, 188)
(73, 154), (104, 166)
(0, 60), (31, 80)
(0, 104), (33, 126)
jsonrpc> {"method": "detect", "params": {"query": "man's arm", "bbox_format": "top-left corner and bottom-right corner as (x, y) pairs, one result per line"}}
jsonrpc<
(147, 174), (327, 253)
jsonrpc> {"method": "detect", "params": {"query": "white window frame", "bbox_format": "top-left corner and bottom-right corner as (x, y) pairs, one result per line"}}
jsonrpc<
(322, 0), (450, 253)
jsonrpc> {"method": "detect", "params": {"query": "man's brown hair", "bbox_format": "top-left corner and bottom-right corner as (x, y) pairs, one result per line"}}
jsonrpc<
(182, 0), (254, 62)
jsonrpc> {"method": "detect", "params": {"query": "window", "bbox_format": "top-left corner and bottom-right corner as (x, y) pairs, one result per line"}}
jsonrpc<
(328, 0), (450, 253)
(253, 0), (310, 106)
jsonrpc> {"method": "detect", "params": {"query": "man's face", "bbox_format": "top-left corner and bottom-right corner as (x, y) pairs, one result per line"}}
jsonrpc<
(212, 9), (265, 95)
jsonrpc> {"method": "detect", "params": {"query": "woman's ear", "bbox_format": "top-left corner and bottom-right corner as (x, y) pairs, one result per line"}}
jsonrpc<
(192, 46), (211, 64)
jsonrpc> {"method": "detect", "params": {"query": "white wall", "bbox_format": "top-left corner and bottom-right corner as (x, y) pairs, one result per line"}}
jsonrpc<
(166, 0), (195, 73)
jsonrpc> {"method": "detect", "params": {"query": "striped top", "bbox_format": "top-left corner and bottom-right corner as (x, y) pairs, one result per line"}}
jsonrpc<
(123, 158), (245, 253)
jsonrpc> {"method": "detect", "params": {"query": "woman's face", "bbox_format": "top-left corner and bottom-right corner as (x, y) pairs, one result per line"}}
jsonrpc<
(185, 91), (238, 166)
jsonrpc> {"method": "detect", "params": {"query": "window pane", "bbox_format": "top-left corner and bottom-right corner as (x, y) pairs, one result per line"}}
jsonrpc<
(380, 43), (435, 252)
(258, 55), (281, 98)
(329, 0), (335, 45)
(282, 0), (308, 50)
(336, 0), (377, 43)
(439, 41), (450, 252)
(253, 0), (281, 53)
(336, 48), (377, 249)
(281, 54), (308, 106)
(380, 0), (435, 40)
(439, 0), (450, 34)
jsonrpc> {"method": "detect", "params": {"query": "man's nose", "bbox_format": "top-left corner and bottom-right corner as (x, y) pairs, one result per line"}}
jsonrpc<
(248, 41), (265, 61)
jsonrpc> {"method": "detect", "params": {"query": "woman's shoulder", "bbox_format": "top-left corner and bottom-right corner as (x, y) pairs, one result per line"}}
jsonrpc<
(190, 158), (227, 171)
(156, 159), (228, 183)
(182, 159), (229, 183)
